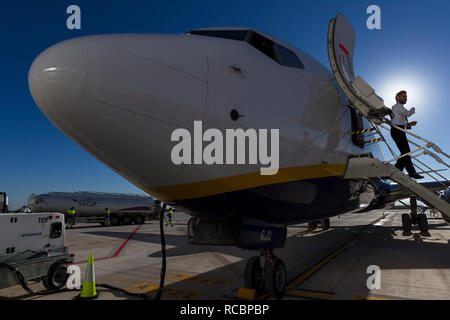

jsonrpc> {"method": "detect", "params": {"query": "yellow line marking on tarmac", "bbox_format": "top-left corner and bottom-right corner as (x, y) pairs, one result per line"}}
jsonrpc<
(237, 288), (259, 300)
(289, 233), (363, 287)
(163, 287), (204, 300)
(125, 282), (204, 300)
(126, 282), (159, 293)
(352, 296), (388, 300)
(125, 273), (232, 300)
(285, 289), (334, 300)
(165, 273), (232, 286)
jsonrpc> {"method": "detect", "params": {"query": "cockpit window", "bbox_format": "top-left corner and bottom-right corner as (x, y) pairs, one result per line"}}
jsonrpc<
(189, 30), (249, 41)
(275, 44), (305, 69)
(248, 32), (277, 61)
(248, 32), (305, 69)
(189, 29), (305, 69)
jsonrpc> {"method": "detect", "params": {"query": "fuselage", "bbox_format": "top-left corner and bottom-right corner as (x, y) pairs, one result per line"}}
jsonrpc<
(28, 27), (381, 224)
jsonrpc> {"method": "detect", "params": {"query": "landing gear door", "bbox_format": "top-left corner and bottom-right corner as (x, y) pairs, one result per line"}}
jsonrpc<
(327, 13), (391, 123)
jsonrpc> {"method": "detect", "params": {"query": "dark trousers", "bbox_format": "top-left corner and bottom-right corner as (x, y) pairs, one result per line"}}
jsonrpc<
(390, 126), (416, 175)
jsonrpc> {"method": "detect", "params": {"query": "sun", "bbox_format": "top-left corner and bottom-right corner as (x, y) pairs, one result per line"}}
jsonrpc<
(375, 72), (432, 119)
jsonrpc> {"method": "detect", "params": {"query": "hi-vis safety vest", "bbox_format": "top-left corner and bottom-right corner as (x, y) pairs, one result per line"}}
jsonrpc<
(105, 209), (110, 214)
(66, 209), (75, 215)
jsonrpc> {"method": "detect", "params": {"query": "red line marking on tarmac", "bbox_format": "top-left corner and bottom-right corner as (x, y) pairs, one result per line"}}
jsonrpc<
(73, 225), (142, 264)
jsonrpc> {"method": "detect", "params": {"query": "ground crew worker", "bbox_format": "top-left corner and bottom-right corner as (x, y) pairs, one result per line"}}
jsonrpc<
(390, 90), (423, 179)
(66, 207), (76, 229)
(104, 208), (111, 227)
(166, 209), (174, 227)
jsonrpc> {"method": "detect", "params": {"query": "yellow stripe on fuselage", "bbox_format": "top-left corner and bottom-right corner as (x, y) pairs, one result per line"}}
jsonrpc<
(144, 163), (346, 201)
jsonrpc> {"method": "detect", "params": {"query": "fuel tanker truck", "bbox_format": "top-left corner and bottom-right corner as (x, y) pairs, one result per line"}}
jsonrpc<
(27, 191), (156, 226)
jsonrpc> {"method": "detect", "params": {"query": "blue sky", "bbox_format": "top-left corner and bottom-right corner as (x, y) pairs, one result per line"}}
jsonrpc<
(1, 0), (449, 209)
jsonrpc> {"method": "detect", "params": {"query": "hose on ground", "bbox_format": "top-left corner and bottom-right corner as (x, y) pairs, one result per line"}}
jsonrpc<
(154, 202), (167, 300)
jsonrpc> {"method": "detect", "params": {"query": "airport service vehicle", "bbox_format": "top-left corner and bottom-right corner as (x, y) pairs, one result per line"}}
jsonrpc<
(28, 192), (156, 226)
(1, 192), (8, 213)
(0, 212), (73, 291)
(29, 13), (450, 297)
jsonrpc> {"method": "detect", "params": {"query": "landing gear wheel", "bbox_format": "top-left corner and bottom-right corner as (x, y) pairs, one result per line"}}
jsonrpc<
(264, 257), (287, 299)
(402, 214), (412, 232)
(43, 263), (68, 290)
(244, 256), (265, 292)
(418, 214), (429, 233)
(321, 218), (330, 231)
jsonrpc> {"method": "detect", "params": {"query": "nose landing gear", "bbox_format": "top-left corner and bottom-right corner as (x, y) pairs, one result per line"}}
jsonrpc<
(243, 249), (287, 299)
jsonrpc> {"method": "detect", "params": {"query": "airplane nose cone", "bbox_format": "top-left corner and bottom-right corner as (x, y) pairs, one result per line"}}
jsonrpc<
(29, 39), (88, 124)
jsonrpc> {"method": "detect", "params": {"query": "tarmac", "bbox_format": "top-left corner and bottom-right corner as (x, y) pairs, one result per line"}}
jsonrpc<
(1, 209), (450, 300)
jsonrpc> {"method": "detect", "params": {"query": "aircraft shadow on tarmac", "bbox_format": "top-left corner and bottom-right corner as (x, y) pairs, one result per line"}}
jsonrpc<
(83, 220), (450, 300)
(84, 220), (450, 264)
(84, 229), (242, 258)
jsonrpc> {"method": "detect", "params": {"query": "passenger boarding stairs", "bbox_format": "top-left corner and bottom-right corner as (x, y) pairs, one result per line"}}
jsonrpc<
(327, 13), (450, 223)
(344, 150), (450, 224)
(340, 91), (450, 223)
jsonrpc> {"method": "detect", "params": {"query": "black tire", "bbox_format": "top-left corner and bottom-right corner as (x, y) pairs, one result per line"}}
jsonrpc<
(122, 215), (132, 225)
(244, 256), (265, 292)
(418, 214), (429, 233)
(410, 213), (418, 225)
(133, 215), (144, 225)
(42, 275), (51, 290)
(110, 215), (120, 226)
(321, 218), (330, 231)
(402, 214), (412, 232)
(264, 257), (287, 299)
(43, 263), (68, 290)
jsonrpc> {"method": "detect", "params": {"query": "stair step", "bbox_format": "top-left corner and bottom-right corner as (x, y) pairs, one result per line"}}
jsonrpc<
(344, 154), (450, 223)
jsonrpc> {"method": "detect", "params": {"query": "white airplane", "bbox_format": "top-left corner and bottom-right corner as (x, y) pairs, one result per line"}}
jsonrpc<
(28, 14), (448, 297)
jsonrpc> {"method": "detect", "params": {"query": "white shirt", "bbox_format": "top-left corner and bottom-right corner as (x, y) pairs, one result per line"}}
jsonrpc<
(391, 103), (415, 126)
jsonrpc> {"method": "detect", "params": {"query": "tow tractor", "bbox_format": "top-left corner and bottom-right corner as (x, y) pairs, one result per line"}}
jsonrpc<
(0, 193), (73, 292)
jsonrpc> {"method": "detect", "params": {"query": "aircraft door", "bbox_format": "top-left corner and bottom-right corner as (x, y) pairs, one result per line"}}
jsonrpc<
(327, 13), (391, 122)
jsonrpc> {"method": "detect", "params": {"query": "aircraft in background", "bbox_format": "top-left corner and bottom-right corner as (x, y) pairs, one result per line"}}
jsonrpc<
(28, 191), (156, 225)
(28, 14), (449, 298)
